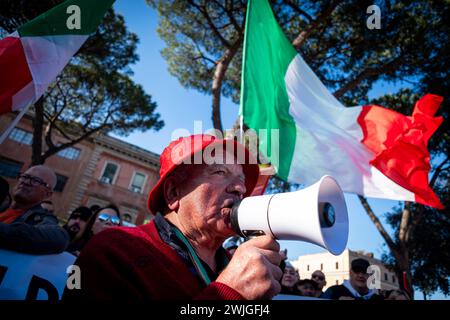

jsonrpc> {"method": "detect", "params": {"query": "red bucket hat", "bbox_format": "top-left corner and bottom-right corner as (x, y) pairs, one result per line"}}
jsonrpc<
(148, 134), (260, 215)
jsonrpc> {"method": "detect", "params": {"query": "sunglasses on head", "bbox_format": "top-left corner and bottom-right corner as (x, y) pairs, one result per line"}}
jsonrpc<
(98, 213), (121, 225)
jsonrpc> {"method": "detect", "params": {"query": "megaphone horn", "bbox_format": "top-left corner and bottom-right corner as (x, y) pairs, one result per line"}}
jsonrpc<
(230, 175), (349, 255)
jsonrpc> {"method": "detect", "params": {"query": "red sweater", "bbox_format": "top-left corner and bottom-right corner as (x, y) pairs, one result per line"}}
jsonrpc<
(62, 220), (244, 301)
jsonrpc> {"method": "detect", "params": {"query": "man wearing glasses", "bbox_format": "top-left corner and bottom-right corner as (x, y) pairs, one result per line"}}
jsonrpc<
(0, 165), (69, 254)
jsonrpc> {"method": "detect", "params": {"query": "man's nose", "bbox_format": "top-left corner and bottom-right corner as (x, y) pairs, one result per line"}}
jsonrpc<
(228, 179), (246, 197)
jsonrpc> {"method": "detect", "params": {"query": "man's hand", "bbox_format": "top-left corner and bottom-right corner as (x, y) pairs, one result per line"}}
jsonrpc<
(216, 235), (283, 300)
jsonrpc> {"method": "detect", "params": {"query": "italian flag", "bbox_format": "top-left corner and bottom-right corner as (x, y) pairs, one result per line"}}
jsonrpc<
(0, 0), (114, 115)
(240, 0), (444, 209)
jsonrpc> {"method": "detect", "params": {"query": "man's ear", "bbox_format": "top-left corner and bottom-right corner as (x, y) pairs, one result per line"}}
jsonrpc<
(163, 177), (180, 212)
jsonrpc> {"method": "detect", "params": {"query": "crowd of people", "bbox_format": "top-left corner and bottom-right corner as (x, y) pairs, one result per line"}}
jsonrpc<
(0, 134), (411, 301)
(273, 254), (410, 300)
(0, 168), (123, 257)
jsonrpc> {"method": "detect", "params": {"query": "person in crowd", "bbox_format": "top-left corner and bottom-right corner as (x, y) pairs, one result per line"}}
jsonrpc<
(63, 134), (282, 301)
(321, 258), (383, 300)
(280, 263), (301, 295)
(311, 270), (327, 297)
(40, 200), (54, 214)
(384, 289), (410, 300)
(0, 176), (11, 213)
(297, 279), (318, 297)
(63, 206), (94, 256)
(0, 165), (69, 254)
(90, 204), (122, 236)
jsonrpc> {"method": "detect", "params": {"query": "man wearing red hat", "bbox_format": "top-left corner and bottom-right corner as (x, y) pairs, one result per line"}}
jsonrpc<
(63, 134), (282, 300)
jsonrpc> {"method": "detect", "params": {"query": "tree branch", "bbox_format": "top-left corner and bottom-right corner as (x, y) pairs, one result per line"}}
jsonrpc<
(358, 195), (400, 257)
(41, 124), (109, 160)
(211, 0), (242, 33)
(430, 155), (450, 188)
(291, 0), (339, 50)
(211, 33), (243, 132)
(333, 56), (403, 98)
(187, 0), (231, 49)
(399, 201), (411, 245)
(283, 0), (314, 22)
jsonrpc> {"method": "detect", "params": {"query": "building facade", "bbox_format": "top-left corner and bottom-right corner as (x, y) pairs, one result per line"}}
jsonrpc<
(291, 249), (399, 291)
(0, 112), (160, 225)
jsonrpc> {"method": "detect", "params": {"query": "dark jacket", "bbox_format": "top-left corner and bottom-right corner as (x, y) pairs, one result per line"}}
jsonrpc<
(0, 205), (70, 254)
(321, 283), (384, 300)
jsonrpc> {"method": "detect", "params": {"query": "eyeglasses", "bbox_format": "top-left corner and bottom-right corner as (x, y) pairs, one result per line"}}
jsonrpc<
(352, 267), (369, 275)
(312, 275), (325, 281)
(98, 213), (121, 226)
(18, 173), (51, 189)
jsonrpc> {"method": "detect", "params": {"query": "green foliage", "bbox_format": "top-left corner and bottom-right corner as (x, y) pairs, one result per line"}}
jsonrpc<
(148, 0), (448, 106)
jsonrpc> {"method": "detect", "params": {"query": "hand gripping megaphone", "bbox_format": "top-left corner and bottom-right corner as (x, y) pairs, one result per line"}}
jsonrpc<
(230, 175), (349, 255)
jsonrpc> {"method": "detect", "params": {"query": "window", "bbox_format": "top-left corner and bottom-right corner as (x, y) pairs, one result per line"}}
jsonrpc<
(384, 273), (388, 281)
(0, 157), (23, 178)
(57, 147), (80, 160)
(307, 265), (309, 271)
(392, 275), (396, 283)
(54, 174), (68, 192)
(9, 128), (32, 145)
(336, 262), (339, 270)
(336, 280), (339, 285)
(320, 263), (323, 271)
(100, 162), (119, 184)
(129, 172), (146, 193)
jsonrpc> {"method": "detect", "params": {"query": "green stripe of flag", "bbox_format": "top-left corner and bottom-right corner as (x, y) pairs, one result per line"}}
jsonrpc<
(18, 0), (114, 37)
(240, 0), (297, 180)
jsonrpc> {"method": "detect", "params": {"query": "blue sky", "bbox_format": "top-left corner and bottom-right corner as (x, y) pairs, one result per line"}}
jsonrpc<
(112, 0), (446, 299)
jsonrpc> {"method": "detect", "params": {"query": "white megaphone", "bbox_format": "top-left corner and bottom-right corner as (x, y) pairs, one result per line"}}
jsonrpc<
(230, 175), (349, 255)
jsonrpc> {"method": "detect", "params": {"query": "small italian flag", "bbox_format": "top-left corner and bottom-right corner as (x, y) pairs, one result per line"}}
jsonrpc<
(240, 0), (444, 209)
(0, 0), (114, 115)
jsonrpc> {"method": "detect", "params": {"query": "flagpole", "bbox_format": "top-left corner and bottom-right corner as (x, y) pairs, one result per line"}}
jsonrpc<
(239, 115), (244, 144)
(0, 104), (31, 145)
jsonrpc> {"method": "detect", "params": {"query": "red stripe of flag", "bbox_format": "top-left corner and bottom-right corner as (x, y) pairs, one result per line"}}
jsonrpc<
(0, 36), (33, 115)
(358, 94), (444, 209)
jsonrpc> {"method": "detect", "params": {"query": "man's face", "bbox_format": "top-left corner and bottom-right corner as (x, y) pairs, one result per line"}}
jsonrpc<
(298, 283), (316, 297)
(350, 267), (370, 291)
(67, 217), (88, 239)
(13, 167), (53, 206)
(175, 161), (246, 241)
(281, 266), (298, 287)
(311, 271), (326, 290)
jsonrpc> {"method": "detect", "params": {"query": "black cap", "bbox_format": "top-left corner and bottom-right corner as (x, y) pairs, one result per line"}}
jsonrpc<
(69, 206), (93, 221)
(351, 258), (370, 272)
